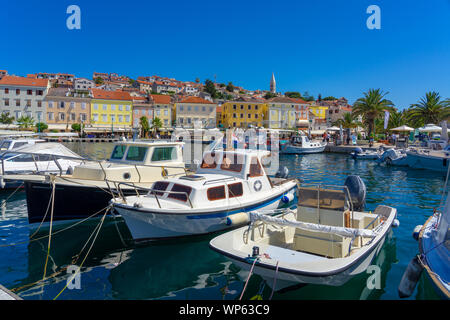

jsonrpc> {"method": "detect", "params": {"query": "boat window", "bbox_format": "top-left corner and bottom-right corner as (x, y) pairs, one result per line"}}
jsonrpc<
(110, 145), (127, 160)
(200, 152), (217, 169)
(126, 146), (148, 162)
(249, 157), (264, 177)
(0, 141), (11, 151)
(150, 181), (170, 196)
(7, 154), (35, 162)
(12, 142), (28, 149)
(228, 182), (243, 198)
(207, 185), (226, 201)
(151, 147), (177, 162)
(220, 153), (243, 172)
(168, 183), (192, 202)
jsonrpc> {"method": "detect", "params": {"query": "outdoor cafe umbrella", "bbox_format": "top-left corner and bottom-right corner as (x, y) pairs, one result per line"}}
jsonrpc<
(326, 126), (340, 131)
(418, 124), (443, 133)
(390, 125), (414, 132)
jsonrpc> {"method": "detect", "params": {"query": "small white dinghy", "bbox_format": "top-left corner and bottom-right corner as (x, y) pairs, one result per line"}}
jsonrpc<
(351, 147), (384, 160)
(209, 178), (399, 290)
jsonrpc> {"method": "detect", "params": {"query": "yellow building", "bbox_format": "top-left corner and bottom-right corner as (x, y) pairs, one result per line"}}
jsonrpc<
(221, 97), (266, 128)
(308, 102), (328, 120)
(266, 97), (299, 129)
(90, 89), (133, 131)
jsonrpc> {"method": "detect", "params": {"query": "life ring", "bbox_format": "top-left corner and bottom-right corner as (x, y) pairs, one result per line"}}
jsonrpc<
(254, 180), (262, 192)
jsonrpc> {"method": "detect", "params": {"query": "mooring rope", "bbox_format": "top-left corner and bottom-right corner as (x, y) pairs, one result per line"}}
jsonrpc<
(269, 261), (279, 300)
(239, 258), (259, 300)
(42, 178), (56, 280)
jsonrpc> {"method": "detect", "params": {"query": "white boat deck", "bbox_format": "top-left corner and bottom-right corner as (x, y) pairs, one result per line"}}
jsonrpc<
(264, 245), (326, 265)
(0, 284), (21, 300)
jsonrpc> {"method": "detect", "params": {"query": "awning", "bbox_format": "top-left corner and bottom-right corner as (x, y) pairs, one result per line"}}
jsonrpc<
(296, 120), (309, 127)
(48, 124), (70, 130)
(310, 130), (325, 135)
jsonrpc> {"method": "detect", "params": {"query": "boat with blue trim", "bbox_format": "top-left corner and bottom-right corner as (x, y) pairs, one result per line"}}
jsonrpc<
(111, 149), (297, 241)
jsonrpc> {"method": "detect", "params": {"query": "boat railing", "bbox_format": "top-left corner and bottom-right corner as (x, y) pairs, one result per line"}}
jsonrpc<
(113, 181), (194, 209)
(0, 150), (190, 179)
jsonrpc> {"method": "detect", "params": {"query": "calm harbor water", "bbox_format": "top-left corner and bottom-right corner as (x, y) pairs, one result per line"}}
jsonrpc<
(0, 142), (446, 300)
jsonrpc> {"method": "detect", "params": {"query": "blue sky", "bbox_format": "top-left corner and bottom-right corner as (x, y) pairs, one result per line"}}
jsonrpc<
(1, 0), (449, 108)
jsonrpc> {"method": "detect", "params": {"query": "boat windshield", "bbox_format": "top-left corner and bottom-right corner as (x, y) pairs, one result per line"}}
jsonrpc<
(110, 145), (126, 160)
(0, 141), (11, 151)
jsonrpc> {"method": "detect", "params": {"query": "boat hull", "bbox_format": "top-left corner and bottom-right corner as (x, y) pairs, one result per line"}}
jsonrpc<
(228, 233), (387, 291)
(406, 153), (449, 173)
(24, 181), (137, 224)
(114, 185), (297, 241)
(282, 145), (326, 154)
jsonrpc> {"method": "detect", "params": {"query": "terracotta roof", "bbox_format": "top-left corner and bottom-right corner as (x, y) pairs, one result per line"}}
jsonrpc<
(269, 96), (298, 103)
(0, 75), (49, 87)
(291, 98), (308, 104)
(90, 88), (132, 101)
(150, 94), (171, 104)
(178, 96), (215, 104)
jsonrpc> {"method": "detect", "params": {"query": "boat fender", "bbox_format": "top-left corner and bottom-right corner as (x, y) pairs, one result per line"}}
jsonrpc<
(398, 255), (424, 298)
(412, 225), (422, 241)
(392, 219), (400, 228)
(0, 177), (4, 189)
(252, 246), (260, 257)
(281, 193), (294, 203)
(275, 166), (289, 179)
(226, 212), (249, 226)
(66, 166), (73, 175)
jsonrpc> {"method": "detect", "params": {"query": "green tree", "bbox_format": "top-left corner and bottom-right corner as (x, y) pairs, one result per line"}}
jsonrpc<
(387, 109), (408, 129)
(302, 91), (315, 101)
(0, 112), (15, 124)
(16, 115), (35, 129)
(151, 117), (163, 137)
(35, 122), (48, 132)
(332, 112), (360, 129)
(352, 88), (395, 138)
(71, 123), (84, 132)
(94, 77), (104, 85)
(285, 92), (302, 99)
(226, 82), (234, 92)
(407, 92), (450, 127)
(204, 79), (217, 97)
(264, 92), (277, 100)
(323, 96), (337, 101)
(139, 116), (150, 138)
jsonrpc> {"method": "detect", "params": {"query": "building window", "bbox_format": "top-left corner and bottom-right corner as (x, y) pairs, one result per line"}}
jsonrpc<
(103, 104), (107, 111)
(4, 88), (8, 94)
(15, 99), (20, 107)
(248, 114), (251, 118)
(119, 115), (123, 122)
(15, 111), (21, 119)
(70, 102), (75, 108)
(111, 104), (116, 111)
(248, 105), (251, 110)
(16, 89), (20, 95)
(4, 99), (9, 106)
(36, 90), (43, 96)
(119, 105), (123, 111)
(26, 100), (31, 107)
(126, 105), (130, 111)
(27, 89), (32, 95)
(48, 112), (54, 120)
(60, 101), (65, 109)
(164, 110), (168, 116)
(37, 101), (42, 108)
(81, 102), (86, 109)
(111, 115), (116, 123)
(36, 111), (43, 121)
(233, 105), (236, 110)
(179, 106), (184, 112)
(93, 114), (98, 121)
(94, 104), (98, 110)
(202, 106), (206, 112)
(125, 115), (130, 122)
(59, 113), (65, 121)
(71, 113), (76, 121)
(81, 113), (87, 121)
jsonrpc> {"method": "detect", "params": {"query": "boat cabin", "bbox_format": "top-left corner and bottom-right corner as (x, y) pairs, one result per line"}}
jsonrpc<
(289, 135), (323, 148)
(69, 141), (186, 183)
(146, 149), (281, 209)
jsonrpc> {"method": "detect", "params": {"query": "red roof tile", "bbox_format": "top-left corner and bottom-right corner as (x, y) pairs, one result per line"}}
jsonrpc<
(90, 88), (132, 101)
(150, 94), (171, 104)
(178, 96), (215, 104)
(0, 75), (49, 87)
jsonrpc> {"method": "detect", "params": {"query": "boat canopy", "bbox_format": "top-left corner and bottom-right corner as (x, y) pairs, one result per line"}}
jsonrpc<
(12, 142), (82, 158)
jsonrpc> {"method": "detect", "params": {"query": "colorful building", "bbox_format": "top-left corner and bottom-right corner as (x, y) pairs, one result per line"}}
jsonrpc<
(266, 97), (299, 129)
(173, 96), (216, 128)
(221, 97), (266, 129)
(44, 88), (90, 131)
(150, 94), (172, 130)
(89, 89), (133, 132)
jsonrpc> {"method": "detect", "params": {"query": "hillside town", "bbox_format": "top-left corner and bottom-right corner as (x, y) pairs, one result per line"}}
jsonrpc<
(0, 70), (356, 138)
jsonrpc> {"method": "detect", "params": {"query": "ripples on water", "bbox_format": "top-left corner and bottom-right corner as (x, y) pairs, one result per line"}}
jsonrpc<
(0, 143), (446, 300)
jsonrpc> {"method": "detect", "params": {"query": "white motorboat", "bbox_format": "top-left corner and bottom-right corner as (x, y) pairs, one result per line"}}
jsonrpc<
(281, 135), (326, 154)
(404, 145), (450, 173)
(111, 149), (298, 241)
(209, 177), (399, 290)
(0, 142), (82, 189)
(351, 147), (384, 160)
(377, 148), (409, 166)
(0, 138), (45, 152)
(1, 140), (187, 223)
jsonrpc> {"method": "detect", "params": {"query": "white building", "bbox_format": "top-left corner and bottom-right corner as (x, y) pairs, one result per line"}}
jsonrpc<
(0, 76), (50, 122)
(73, 78), (95, 91)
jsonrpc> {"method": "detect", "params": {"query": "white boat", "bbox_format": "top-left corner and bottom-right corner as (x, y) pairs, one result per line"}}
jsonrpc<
(405, 145), (450, 173)
(281, 135), (326, 154)
(0, 143), (82, 189)
(111, 149), (298, 241)
(378, 148), (409, 166)
(209, 178), (399, 290)
(0, 138), (45, 152)
(351, 147), (384, 160)
(1, 140), (187, 223)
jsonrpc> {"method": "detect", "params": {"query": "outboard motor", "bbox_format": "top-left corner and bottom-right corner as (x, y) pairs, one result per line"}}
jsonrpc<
(353, 147), (363, 154)
(275, 166), (289, 179)
(344, 175), (366, 211)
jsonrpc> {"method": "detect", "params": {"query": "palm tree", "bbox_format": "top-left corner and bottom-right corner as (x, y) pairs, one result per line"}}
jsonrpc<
(139, 116), (150, 138)
(387, 109), (408, 129)
(332, 112), (360, 129)
(407, 92), (450, 127)
(0, 112), (15, 124)
(352, 89), (395, 138)
(16, 115), (35, 129)
(151, 117), (163, 137)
